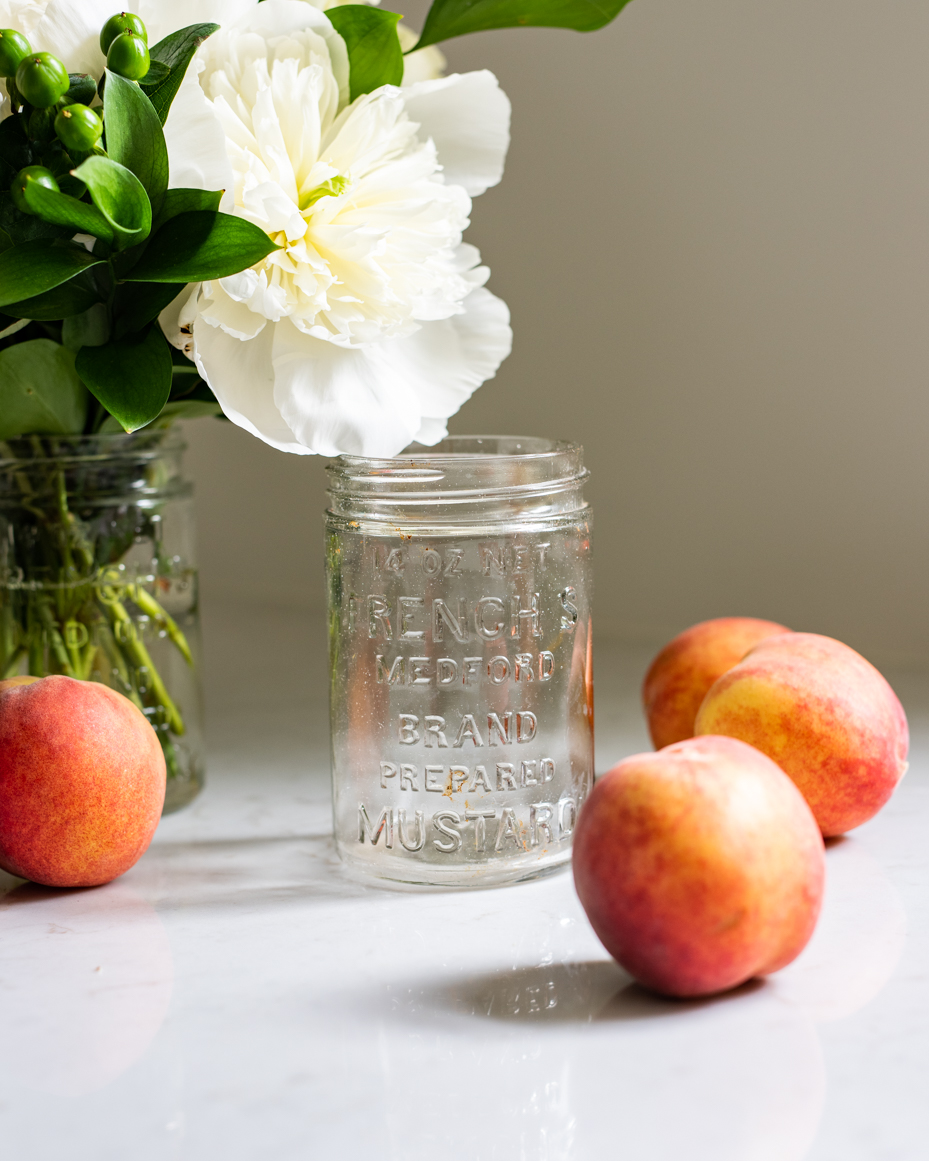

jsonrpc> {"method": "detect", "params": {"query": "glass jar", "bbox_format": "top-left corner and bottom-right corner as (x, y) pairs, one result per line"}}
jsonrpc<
(326, 436), (593, 888)
(0, 430), (204, 814)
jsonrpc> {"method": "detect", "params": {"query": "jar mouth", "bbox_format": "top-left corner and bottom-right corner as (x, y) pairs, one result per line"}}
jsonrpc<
(327, 435), (588, 525)
(338, 435), (575, 467)
(0, 428), (184, 469)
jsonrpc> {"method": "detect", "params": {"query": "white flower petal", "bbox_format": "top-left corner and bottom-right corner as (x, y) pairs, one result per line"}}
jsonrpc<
(202, 286), (511, 458)
(164, 67), (235, 205)
(139, 0), (256, 45)
(0, 1), (44, 43)
(370, 286), (512, 425)
(270, 320), (422, 456)
(159, 284), (201, 356)
(194, 317), (313, 455)
(28, 0), (111, 76)
(199, 0), (350, 111)
(402, 71), (510, 196)
(412, 416), (449, 446)
(202, 280), (270, 339)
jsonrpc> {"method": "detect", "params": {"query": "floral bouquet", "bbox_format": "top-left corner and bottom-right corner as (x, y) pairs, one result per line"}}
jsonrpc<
(0, 0), (628, 792)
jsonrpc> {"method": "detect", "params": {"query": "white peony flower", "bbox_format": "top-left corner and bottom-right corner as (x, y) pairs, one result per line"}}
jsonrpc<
(0, 0), (511, 456)
(161, 0), (512, 456)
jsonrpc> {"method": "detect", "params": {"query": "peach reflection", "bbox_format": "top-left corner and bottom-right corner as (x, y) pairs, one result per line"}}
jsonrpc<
(0, 880), (174, 1097)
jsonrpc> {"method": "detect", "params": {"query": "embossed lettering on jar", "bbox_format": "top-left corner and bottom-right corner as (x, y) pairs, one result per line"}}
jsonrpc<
(326, 437), (593, 888)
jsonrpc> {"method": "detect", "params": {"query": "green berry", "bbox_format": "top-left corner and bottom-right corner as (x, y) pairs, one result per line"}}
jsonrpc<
(55, 104), (103, 152)
(0, 29), (31, 79)
(106, 30), (150, 81)
(100, 12), (147, 55)
(11, 165), (60, 214)
(16, 52), (70, 108)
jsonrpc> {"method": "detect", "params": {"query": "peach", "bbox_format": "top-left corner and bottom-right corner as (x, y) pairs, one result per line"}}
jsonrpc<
(573, 735), (824, 997)
(0, 675), (166, 887)
(695, 632), (908, 837)
(642, 617), (790, 750)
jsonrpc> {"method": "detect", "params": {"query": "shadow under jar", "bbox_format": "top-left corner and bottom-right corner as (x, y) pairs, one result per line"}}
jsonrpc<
(326, 436), (594, 888)
(0, 430), (204, 814)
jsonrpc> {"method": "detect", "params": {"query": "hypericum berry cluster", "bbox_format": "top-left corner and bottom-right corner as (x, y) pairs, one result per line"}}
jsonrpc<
(0, 13), (151, 213)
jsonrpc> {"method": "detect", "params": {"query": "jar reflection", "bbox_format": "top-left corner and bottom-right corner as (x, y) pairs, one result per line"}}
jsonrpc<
(372, 961), (825, 1161)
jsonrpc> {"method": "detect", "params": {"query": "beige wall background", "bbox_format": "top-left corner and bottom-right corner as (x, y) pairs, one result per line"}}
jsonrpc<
(183, 0), (929, 669)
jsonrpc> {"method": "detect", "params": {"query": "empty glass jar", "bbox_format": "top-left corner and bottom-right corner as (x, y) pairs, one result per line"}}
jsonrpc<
(325, 436), (593, 888)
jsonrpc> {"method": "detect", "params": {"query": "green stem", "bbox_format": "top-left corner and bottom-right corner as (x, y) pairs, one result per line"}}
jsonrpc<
(100, 595), (185, 736)
(96, 619), (144, 710)
(37, 600), (76, 677)
(128, 583), (193, 666)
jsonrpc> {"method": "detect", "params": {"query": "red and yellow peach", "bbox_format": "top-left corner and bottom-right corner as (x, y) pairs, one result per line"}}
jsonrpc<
(642, 617), (789, 750)
(573, 735), (825, 997)
(695, 632), (908, 836)
(0, 675), (166, 887)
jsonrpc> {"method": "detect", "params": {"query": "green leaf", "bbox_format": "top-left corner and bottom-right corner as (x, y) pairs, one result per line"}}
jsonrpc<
(0, 229), (12, 254)
(0, 192), (70, 244)
(72, 156), (153, 251)
(138, 60), (170, 92)
(2, 276), (100, 321)
(96, 395), (221, 431)
(61, 303), (110, 351)
(146, 24), (220, 125)
(75, 324), (174, 433)
(103, 70), (169, 217)
(415, 0), (633, 47)
(152, 186), (223, 233)
(112, 281), (185, 339)
(125, 211), (279, 282)
(64, 73), (98, 106)
(0, 339), (89, 438)
(327, 7), (404, 101)
(22, 180), (115, 245)
(0, 240), (103, 309)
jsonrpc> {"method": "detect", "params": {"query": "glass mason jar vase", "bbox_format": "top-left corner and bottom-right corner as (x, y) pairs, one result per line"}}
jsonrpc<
(326, 436), (593, 888)
(0, 430), (204, 814)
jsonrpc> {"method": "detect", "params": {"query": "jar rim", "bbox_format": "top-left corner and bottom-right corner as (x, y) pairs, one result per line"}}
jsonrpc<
(327, 435), (588, 524)
(332, 435), (579, 474)
(0, 427), (185, 468)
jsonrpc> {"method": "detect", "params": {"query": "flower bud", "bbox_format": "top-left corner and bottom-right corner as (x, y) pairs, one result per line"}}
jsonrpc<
(106, 30), (150, 81)
(100, 12), (147, 55)
(55, 104), (104, 152)
(16, 52), (70, 108)
(0, 29), (31, 79)
(11, 165), (60, 214)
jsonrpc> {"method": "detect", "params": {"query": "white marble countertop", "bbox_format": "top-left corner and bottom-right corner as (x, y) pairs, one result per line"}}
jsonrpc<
(2, 604), (928, 1161)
